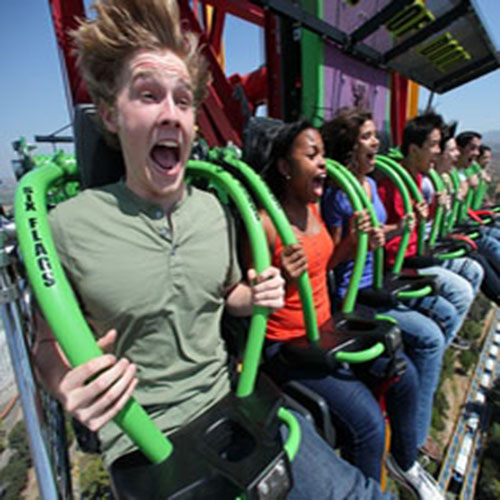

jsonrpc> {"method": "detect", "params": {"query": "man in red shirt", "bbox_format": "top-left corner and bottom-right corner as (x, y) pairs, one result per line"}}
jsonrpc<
(378, 112), (483, 350)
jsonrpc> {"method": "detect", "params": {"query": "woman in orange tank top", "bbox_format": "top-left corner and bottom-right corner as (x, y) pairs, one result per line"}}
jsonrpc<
(242, 120), (438, 495)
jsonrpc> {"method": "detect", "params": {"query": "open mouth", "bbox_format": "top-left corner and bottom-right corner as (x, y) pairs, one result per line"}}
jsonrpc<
(312, 173), (326, 197)
(150, 140), (181, 172)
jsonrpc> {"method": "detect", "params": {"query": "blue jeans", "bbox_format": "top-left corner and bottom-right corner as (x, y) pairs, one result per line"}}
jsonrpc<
(437, 256), (483, 295)
(416, 257), (483, 345)
(285, 412), (392, 499)
(477, 234), (500, 275)
(479, 225), (500, 240)
(373, 303), (445, 448)
(265, 345), (418, 482)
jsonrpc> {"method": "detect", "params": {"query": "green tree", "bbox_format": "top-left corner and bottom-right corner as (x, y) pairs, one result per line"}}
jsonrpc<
(440, 350), (455, 382)
(477, 458), (500, 500)
(0, 454), (31, 500)
(461, 319), (482, 342)
(8, 420), (31, 465)
(458, 349), (478, 374)
(0, 420), (32, 500)
(467, 294), (490, 322)
(431, 390), (450, 431)
(79, 454), (112, 499)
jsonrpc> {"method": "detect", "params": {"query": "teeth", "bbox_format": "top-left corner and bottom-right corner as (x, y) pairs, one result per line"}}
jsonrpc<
(157, 140), (179, 148)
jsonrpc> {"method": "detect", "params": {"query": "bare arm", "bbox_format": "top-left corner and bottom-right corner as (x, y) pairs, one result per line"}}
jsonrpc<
(327, 210), (372, 269)
(383, 213), (415, 240)
(225, 266), (285, 317)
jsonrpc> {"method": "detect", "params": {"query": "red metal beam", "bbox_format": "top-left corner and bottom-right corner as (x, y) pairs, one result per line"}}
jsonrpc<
(46, 0), (261, 145)
(228, 66), (268, 114)
(48, 0), (90, 111)
(208, 6), (226, 57)
(178, 0), (245, 145)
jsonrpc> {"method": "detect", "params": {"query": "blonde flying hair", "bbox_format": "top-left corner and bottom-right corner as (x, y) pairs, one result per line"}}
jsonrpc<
(72, 0), (210, 111)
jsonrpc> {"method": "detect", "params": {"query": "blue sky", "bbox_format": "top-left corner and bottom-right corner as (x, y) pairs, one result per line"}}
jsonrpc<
(1, 0), (499, 181)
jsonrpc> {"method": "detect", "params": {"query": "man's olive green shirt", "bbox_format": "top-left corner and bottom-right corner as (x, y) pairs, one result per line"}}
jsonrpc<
(49, 182), (241, 466)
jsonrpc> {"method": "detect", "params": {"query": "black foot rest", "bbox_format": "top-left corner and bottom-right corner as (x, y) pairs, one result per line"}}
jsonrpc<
(110, 375), (292, 500)
(453, 221), (484, 233)
(403, 254), (441, 268)
(431, 238), (472, 255)
(279, 314), (401, 372)
(357, 272), (438, 308)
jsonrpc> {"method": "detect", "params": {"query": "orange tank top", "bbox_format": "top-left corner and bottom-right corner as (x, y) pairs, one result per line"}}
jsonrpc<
(266, 204), (334, 341)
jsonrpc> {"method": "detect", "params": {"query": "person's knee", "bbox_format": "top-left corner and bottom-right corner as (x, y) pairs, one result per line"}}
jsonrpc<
(423, 328), (446, 353)
(406, 321), (445, 353)
(449, 258), (483, 294)
(447, 270), (475, 304)
(354, 409), (386, 453)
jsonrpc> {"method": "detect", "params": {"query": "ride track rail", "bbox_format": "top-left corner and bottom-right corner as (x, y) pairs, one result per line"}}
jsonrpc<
(438, 307), (499, 497)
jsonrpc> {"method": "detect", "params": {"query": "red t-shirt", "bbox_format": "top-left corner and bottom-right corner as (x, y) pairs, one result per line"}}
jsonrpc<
(266, 205), (333, 341)
(377, 173), (423, 266)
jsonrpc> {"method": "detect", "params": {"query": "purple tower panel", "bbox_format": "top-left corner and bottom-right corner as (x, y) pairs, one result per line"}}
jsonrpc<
(323, 0), (393, 51)
(323, 0), (392, 34)
(323, 42), (389, 131)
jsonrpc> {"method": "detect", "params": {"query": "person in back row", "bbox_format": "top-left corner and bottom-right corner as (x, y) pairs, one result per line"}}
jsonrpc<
(478, 144), (492, 184)
(30, 0), (392, 498)
(377, 112), (483, 350)
(434, 129), (500, 305)
(320, 107), (455, 462)
(456, 132), (500, 244)
(243, 118), (444, 499)
(455, 131), (482, 209)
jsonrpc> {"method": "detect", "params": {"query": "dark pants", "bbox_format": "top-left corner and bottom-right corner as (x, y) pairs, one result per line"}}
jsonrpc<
(263, 340), (418, 482)
(470, 251), (500, 303)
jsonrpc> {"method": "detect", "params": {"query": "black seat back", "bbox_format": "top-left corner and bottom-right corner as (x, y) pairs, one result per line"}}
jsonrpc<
(74, 104), (125, 189)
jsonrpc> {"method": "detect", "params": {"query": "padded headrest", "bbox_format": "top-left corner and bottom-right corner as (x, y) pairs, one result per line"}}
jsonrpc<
(74, 104), (126, 189)
(241, 117), (284, 174)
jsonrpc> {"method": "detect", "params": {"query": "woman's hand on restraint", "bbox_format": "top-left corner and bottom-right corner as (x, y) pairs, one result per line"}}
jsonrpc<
(280, 243), (308, 283)
(414, 200), (429, 222)
(368, 226), (385, 250)
(349, 209), (372, 236)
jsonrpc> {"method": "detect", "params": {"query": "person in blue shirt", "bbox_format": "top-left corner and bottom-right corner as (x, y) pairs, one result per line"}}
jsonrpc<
(320, 107), (454, 463)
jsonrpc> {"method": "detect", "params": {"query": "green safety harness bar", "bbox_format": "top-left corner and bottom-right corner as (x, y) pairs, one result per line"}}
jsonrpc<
(376, 155), (465, 261)
(463, 163), (494, 224)
(472, 166), (488, 211)
(427, 169), (475, 257)
(210, 148), (385, 363)
(426, 169), (445, 249)
(448, 168), (463, 232)
(333, 156), (430, 299)
(14, 155), (300, 465)
(375, 155), (426, 256)
(451, 166), (493, 225)
(323, 161), (369, 314)
(373, 156), (416, 272)
(208, 148), (320, 343)
(326, 159), (384, 290)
